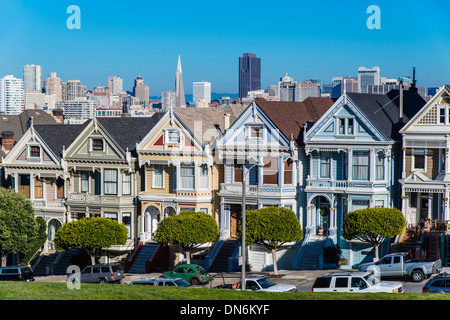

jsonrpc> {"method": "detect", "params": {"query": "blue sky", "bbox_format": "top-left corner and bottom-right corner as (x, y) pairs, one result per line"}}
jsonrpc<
(0, 0), (448, 95)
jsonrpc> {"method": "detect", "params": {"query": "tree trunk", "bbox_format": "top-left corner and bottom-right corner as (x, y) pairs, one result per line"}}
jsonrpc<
(374, 244), (379, 260)
(0, 251), (7, 268)
(271, 248), (278, 275)
(185, 250), (191, 264)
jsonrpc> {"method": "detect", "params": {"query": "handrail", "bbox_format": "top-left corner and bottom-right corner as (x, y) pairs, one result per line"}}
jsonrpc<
(124, 236), (142, 272)
(27, 247), (43, 267)
(204, 239), (223, 270)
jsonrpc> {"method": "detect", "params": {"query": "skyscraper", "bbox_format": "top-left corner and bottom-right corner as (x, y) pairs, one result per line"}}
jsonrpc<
(239, 53), (261, 99)
(193, 81), (211, 104)
(0, 75), (24, 115)
(62, 80), (86, 101)
(108, 76), (123, 95)
(175, 55), (186, 107)
(133, 75), (150, 106)
(23, 64), (42, 92)
(358, 66), (380, 93)
(45, 72), (63, 103)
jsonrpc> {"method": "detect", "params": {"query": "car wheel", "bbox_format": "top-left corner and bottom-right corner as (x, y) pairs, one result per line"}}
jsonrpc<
(98, 278), (108, 284)
(191, 278), (200, 285)
(412, 270), (425, 282)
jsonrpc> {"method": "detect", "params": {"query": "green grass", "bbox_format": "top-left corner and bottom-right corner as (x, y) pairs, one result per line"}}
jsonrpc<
(0, 282), (449, 300)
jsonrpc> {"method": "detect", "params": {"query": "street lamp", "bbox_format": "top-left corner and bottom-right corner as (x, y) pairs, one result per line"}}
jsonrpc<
(241, 159), (264, 291)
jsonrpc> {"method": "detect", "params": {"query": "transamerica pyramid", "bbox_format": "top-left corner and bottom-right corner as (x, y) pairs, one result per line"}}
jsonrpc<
(175, 54), (186, 107)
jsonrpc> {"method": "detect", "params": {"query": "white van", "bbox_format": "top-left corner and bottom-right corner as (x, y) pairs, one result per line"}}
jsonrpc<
(312, 271), (403, 293)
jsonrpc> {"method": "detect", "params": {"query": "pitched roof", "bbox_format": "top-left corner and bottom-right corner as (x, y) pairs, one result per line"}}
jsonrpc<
(173, 105), (247, 144)
(346, 89), (427, 141)
(97, 113), (166, 156)
(0, 110), (59, 157)
(33, 122), (89, 160)
(254, 97), (336, 146)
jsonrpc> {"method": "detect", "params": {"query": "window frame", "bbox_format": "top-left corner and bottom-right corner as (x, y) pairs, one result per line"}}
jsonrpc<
(352, 151), (370, 180)
(92, 138), (104, 151)
(180, 165), (195, 190)
(122, 172), (132, 195)
(29, 145), (40, 158)
(152, 164), (164, 189)
(199, 164), (209, 189)
(412, 148), (426, 171)
(104, 169), (118, 195)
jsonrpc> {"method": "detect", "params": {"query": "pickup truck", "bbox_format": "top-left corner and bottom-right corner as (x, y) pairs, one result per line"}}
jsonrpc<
(215, 275), (297, 292)
(358, 252), (442, 282)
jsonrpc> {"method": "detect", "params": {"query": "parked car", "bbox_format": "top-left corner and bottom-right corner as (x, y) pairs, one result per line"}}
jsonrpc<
(358, 252), (442, 282)
(160, 264), (211, 285)
(71, 263), (124, 284)
(0, 266), (34, 282)
(131, 278), (191, 287)
(422, 272), (450, 293)
(312, 271), (403, 293)
(216, 275), (296, 292)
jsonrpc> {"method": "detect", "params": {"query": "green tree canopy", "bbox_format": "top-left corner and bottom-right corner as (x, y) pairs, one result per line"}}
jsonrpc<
(342, 207), (405, 259)
(155, 211), (219, 264)
(237, 207), (303, 275)
(54, 217), (128, 265)
(0, 187), (37, 267)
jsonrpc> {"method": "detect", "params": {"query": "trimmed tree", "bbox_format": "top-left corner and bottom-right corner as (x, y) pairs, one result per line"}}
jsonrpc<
(237, 207), (303, 275)
(342, 207), (405, 260)
(54, 217), (128, 265)
(155, 211), (219, 264)
(0, 187), (38, 267)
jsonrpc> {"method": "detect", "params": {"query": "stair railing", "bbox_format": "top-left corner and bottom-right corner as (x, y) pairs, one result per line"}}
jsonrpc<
(124, 236), (142, 272)
(293, 228), (312, 268)
(204, 239), (223, 271)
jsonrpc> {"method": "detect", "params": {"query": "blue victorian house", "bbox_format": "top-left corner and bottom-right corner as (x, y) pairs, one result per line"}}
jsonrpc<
(299, 87), (426, 268)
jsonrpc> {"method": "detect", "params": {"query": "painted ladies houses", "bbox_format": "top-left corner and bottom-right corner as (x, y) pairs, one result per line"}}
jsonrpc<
(62, 115), (166, 260)
(1, 121), (86, 251)
(399, 85), (450, 229)
(136, 109), (218, 244)
(302, 87), (426, 268)
(215, 97), (334, 271)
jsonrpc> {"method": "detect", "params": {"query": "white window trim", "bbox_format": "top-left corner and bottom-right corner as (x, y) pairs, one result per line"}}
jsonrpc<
(411, 148), (427, 172)
(336, 116), (355, 136)
(247, 125), (264, 140)
(152, 164), (164, 189)
(164, 128), (181, 144)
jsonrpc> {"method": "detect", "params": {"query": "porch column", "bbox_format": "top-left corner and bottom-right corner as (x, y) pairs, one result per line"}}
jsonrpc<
(402, 147), (406, 179)
(428, 193), (433, 220)
(444, 188), (449, 222)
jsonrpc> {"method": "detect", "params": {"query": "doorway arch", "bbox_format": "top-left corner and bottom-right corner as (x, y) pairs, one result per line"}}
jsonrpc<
(47, 219), (62, 251)
(144, 206), (161, 240)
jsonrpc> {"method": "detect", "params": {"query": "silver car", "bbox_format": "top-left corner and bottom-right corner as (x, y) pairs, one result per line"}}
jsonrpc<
(76, 263), (124, 284)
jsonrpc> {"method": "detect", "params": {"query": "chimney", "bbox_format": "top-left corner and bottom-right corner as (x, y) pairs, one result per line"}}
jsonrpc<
(409, 67), (418, 93)
(224, 113), (231, 131)
(399, 80), (404, 122)
(1, 131), (15, 152)
(52, 109), (64, 123)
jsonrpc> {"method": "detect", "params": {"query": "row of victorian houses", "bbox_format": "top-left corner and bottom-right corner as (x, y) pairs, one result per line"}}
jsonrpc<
(0, 83), (449, 272)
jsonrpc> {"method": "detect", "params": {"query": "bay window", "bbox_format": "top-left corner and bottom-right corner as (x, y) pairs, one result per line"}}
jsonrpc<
(104, 169), (118, 195)
(352, 151), (369, 180)
(180, 165), (195, 190)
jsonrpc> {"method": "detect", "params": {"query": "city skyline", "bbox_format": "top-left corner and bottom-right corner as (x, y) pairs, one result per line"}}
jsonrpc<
(0, 0), (448, 95)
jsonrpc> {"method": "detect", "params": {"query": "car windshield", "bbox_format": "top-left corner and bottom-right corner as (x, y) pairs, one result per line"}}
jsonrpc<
(256, 277), (276, 289)
(174, 279), (190, 287)
(364, 274), (380, 286)
(195, 266), (207, 274)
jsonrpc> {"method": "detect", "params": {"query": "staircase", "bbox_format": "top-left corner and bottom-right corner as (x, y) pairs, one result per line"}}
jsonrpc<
(208, 239), (239, 273)
(53, 249), (81, 275)
(32, 251), (59, 276)
(446, 236), (450, 267)
(126, 243), (160, 274)
(295, 236), (327, 270)
(396, 228), (420, 255)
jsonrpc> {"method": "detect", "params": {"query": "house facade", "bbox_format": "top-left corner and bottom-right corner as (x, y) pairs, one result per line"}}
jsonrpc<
(303, 88), (426, 267)
(136, 109), (217, 244)
(216, 98), (334, 271)
(399, 85), (450, 228)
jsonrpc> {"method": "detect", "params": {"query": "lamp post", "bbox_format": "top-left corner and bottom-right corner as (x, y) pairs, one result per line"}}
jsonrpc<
(241, 160), (264, 291)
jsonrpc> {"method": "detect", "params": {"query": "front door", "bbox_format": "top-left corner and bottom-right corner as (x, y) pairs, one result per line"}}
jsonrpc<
(420, 196), (429, 221)
(230, 204), (241, 238)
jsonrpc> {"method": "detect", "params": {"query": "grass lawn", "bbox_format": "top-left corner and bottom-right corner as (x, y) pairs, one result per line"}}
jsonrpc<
(0, 281), (449, 300)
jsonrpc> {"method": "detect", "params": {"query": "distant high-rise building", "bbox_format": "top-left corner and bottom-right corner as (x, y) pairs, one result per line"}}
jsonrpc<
(331, 76), (358, 97)
(239, 53), (261, 99)
(0, 75), (24, 115)
(44, 72), (63, 103)
(108, 76), (123, 95)
(278, 73), (320, 102)
(358, 66), (381, 93)
(175, 55), (186, 107)
(133, 75), (150, 106)
(63, 97), (96, 121)
(23, 64), (42, 92)
(267, 85), (278, 97)
(428, 87), (439, 96)
(62, 80), (86, 101)
(161, 90), (175, 110)
(193, 81), (211, 104)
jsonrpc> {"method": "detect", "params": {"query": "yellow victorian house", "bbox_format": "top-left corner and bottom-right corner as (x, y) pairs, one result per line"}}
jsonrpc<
(136, 109), (215, 243)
